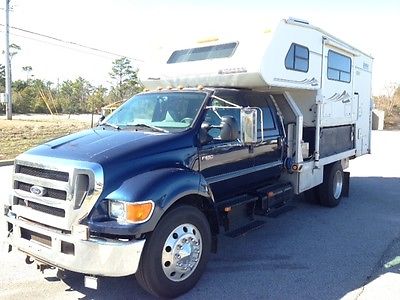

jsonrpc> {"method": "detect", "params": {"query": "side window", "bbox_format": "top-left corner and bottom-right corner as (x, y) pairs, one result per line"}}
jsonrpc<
(285, 43), (309, 72)
(327, 50), (352, 83)
(262, 107), (275, 130)
(204, 98), (242, 140)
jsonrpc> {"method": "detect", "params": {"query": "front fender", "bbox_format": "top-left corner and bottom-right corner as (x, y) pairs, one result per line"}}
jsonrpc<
(88, 168), (213, 236)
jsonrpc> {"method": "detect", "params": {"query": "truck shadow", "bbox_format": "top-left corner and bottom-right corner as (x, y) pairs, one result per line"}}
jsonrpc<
(59, 272), (155, 300)
(58, 176), (400, 300)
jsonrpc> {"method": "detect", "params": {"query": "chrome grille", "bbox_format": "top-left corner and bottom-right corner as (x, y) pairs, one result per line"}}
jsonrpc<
(16, 198), (66, 217)
(16, 181), (67, 200)
(11, 155), (103, 231)
(17, 165), (69, 182)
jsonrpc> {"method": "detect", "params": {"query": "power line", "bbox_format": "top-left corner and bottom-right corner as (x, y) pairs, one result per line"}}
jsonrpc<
(0, 30), (121, 60)
(0, 23), (144, 62)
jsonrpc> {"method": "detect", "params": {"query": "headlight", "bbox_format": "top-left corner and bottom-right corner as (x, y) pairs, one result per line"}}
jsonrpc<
(108, 200), (154, 224)
(109, 201), (125, 219)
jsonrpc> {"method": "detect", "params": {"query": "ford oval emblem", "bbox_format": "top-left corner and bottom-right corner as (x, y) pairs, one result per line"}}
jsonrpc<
(30, 185), (47, 197)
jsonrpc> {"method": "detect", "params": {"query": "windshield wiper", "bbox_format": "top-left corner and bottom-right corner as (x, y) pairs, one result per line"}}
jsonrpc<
(100, 122), (121, 130)
(130, 123), (168, 133)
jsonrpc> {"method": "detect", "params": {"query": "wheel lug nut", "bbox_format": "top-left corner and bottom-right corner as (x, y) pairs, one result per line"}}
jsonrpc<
(182, 238), (187, 243)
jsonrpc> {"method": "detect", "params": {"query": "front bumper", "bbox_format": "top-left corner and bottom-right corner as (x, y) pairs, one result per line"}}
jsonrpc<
(5, 211), (145, 277)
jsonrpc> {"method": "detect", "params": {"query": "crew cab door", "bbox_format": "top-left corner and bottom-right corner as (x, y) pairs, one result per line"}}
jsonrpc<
(199, 90), (252, 201)
(245, 92), (283, 183)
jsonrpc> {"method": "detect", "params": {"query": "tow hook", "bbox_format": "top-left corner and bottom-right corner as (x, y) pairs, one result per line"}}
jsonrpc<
(25, 255), (34, 264)
(36, 263), (54, 273)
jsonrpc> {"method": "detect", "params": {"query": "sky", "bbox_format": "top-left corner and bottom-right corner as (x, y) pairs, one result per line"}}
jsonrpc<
(1, 0), (399, 95)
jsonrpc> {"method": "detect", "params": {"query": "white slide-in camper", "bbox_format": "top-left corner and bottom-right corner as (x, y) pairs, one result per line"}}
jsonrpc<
(140, 17), (373, 195)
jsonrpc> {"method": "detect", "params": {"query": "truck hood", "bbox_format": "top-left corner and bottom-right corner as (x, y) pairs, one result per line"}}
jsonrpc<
(25, 128), (192, 164)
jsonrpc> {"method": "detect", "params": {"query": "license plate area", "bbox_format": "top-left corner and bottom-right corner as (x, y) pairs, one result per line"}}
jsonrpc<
(20, 228), (52, 248)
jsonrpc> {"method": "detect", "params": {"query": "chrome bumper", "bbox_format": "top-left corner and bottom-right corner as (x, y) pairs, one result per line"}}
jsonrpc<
(5, 212), (145, 277)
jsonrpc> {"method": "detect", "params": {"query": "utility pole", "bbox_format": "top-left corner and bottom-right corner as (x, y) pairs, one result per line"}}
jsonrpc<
(5, 0), (12, 120)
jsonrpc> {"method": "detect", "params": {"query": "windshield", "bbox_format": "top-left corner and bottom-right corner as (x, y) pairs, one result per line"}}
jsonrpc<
(103, 91), (207, 132)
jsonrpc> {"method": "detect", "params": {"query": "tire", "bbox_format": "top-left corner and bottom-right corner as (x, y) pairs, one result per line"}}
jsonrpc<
(318, 161), (344, 207)
(135, 205), (211, 298)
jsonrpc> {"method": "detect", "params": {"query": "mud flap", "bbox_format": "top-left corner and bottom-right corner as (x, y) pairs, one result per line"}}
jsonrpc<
(342, 171), (350, 197)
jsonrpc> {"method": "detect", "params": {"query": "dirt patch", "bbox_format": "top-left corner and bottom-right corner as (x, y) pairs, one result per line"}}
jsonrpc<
(0, 119), (90, 160)
(385, 113), (400, 130)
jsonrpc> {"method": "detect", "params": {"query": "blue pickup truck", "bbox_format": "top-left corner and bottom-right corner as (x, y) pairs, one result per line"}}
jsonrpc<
(4, 87), (346, 298)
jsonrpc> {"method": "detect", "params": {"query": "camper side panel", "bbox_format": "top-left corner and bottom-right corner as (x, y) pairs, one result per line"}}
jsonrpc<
(353, 54), (373, 156)
(260, 21), (322, 91)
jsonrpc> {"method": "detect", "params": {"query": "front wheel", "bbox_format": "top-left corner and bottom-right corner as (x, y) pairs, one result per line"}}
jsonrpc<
(319, 161), (344, 207)
(135, 205), (211, 298)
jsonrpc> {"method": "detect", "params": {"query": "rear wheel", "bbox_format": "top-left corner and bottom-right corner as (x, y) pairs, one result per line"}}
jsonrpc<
(135, 205), (211, 298)
(319, 161), (344, 207)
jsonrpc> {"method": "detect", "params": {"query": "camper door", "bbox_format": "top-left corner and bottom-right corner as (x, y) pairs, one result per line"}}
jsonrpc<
(321, 41), (356, 127)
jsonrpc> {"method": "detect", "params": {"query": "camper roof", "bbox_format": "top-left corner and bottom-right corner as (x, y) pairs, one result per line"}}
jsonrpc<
(139, 18), (372, 90)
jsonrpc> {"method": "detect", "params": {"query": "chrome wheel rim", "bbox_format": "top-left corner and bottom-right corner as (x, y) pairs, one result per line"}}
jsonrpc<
(161, 223), (202, 282)
(333, 170), (343, 199)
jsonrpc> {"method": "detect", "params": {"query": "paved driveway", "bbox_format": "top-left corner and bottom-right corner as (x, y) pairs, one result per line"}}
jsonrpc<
(1, 131), (400, 299)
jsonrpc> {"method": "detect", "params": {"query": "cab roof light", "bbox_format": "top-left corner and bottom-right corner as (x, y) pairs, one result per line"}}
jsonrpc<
(197, 36), (219, 44)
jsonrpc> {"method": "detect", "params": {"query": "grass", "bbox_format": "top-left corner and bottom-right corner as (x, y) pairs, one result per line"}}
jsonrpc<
(0, 118), (90, 160)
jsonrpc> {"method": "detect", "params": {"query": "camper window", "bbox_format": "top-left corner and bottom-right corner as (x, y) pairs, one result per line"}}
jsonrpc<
(167, 42), (238, 64)
(284, 43), (309, 72)
(327, 50), (351, 83)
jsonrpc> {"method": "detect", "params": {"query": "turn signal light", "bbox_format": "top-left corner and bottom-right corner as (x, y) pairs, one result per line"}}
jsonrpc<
(126, 201), (154, 223)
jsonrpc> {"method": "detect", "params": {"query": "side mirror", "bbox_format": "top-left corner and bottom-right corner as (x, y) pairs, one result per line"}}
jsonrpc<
(97, 115), (105, 126)
(199, 122), (213, 144)
(240, 108), (258, 145)
(220, 116), (239, 141)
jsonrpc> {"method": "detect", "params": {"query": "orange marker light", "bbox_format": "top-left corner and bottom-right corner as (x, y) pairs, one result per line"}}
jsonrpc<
(197, 36), (219, 44)
(125, 201), (154, 223)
